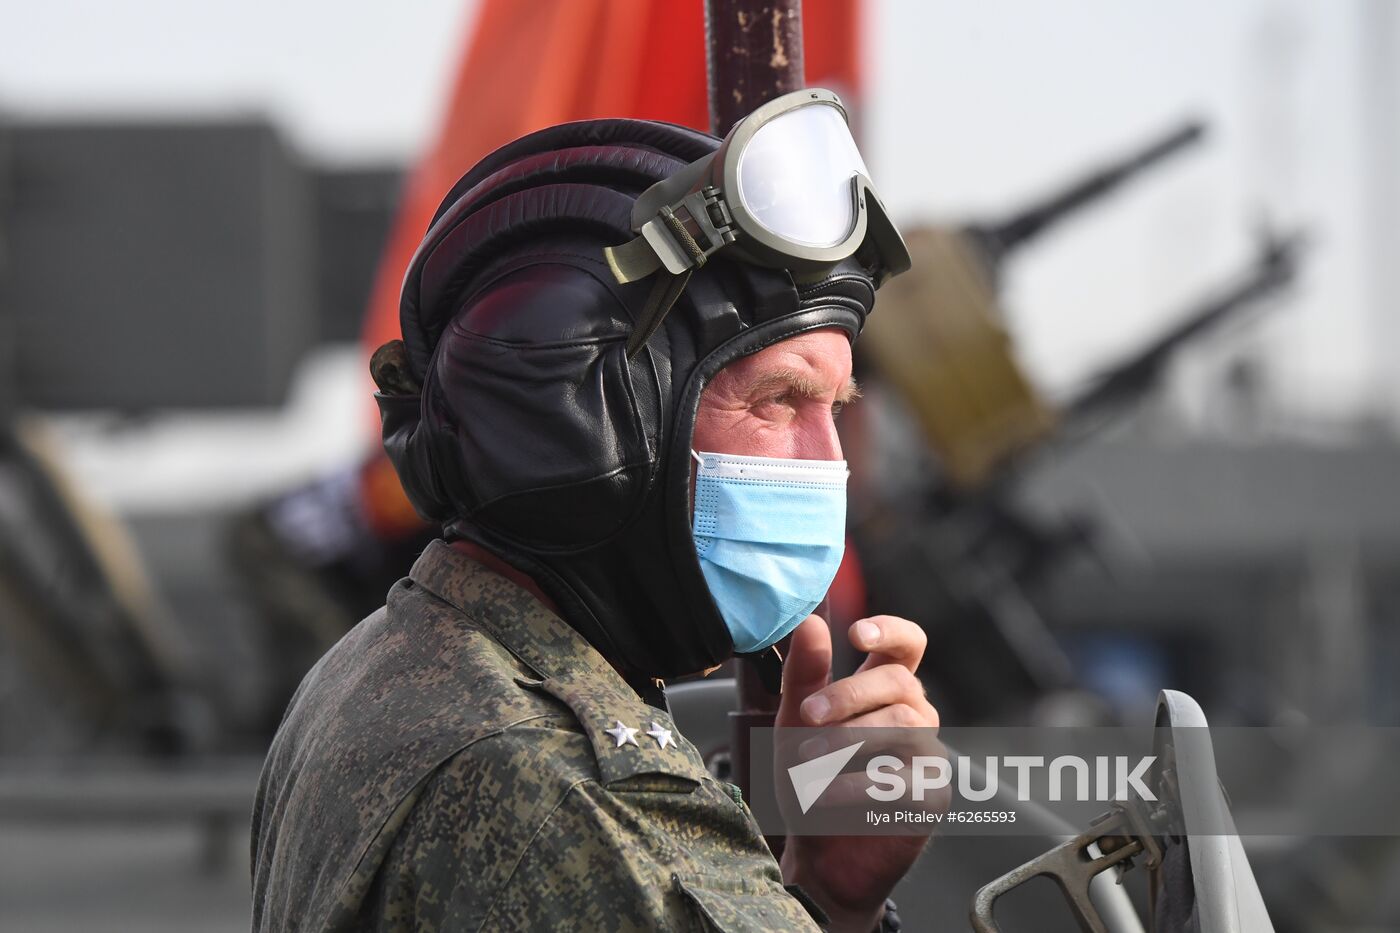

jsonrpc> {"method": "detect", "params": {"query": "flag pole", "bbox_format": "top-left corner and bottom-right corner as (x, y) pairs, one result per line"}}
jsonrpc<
(706, 0), (806, 828)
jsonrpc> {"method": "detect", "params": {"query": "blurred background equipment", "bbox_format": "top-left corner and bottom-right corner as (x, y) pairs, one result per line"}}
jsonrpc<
(1, 0), (1399, 930)
(854, 119), (1306, 725)
(0, 419), (198, 753)
(863, 121), (1206, 491)
(4, 121), (318, 410)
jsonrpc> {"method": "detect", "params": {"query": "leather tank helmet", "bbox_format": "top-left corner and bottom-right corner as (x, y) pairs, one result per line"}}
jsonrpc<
(376, 117), (880, 683)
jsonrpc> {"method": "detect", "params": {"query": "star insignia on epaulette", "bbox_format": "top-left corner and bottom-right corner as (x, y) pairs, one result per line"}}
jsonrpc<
(645, 721), (674, 750)
(605, 720), (639, 748)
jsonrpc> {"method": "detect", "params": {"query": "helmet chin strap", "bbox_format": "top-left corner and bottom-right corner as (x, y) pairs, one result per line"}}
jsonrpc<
(748, 644), (785, 695)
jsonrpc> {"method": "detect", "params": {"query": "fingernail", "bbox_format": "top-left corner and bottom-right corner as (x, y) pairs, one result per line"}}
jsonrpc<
(802, 695), (831, 724)
(855, 619), (880, 646)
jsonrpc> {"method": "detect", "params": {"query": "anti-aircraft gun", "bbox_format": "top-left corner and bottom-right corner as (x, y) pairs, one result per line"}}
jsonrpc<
(852, 122), (1306, 724)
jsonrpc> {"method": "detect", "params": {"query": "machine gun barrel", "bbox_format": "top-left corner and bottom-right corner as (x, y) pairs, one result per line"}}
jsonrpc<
(1064, 229), (1306, 432)
(913, 229), (1306, 621)
(974, 121), (1206, 266)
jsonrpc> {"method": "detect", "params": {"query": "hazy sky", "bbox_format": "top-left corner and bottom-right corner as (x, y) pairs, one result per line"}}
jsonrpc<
(3, 0), (1396, 430)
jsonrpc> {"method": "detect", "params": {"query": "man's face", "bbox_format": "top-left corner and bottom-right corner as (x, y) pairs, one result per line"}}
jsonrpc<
(691, 328), (857, 461)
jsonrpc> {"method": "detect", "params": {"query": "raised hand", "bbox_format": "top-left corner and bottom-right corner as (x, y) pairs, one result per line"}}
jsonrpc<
(775, 614), (941, 933)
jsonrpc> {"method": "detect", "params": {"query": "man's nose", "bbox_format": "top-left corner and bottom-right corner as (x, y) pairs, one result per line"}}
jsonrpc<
(794, 409), (844, 461)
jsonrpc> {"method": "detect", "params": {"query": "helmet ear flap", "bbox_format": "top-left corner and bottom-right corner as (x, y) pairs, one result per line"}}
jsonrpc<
(386, 186), (667, 547)
(417, 259), (660, 553)
(382, 118), (728, 539)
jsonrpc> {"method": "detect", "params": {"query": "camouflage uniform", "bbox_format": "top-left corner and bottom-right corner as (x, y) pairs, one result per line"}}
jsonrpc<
(251, 539), (824, 931)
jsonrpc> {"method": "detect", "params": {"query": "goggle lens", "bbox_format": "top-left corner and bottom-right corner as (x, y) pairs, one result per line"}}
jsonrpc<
(736, 102), (870, 249)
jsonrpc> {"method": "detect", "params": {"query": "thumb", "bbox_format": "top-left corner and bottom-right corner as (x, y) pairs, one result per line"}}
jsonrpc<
(775, 615), (833, 728)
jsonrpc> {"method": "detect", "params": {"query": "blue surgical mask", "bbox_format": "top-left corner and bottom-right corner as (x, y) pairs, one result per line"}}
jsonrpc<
(691, 449), (848, 654)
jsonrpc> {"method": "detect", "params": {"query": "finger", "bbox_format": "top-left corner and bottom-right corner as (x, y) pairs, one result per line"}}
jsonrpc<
(796, 711), (942, 760)
(799, 663), (926, 726)
(832, 703), (941, 735)
(775, 615), (833, 729)
(851, 615), (927, 674)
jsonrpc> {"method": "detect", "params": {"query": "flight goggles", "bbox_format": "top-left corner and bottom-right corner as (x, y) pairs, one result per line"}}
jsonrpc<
(605, 88), (911, 357)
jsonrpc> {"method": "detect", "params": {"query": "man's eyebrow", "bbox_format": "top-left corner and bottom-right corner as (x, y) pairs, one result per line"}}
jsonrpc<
(745, 368), (862, 404)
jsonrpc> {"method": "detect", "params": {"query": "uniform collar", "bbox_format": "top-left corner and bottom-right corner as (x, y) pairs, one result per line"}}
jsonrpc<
(410, 539), (618, 685)
(408, 539), (704, 787)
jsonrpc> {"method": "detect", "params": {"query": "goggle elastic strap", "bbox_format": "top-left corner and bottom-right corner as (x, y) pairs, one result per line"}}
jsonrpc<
(605, 234), (663, 284)
(616, 204), (715, 358)
(624, 267), (692, 360)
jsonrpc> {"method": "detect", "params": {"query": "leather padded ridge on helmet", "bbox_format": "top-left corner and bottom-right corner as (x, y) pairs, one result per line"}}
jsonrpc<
(379, 118), (878, 681)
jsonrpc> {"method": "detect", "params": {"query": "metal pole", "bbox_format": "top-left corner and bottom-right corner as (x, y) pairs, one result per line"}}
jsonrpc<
(706, 0), (805, 133)
(706, 0), (805, 819)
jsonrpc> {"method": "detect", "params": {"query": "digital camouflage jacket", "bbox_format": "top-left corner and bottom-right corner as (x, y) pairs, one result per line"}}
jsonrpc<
(250, 539), (824, 932)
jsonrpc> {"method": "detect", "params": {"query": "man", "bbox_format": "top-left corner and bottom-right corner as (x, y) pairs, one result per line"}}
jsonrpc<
(252, 102), (937, 932)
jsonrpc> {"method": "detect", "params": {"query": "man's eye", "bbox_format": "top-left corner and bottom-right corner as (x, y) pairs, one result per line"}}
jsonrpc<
(830, 401), (846, 418)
